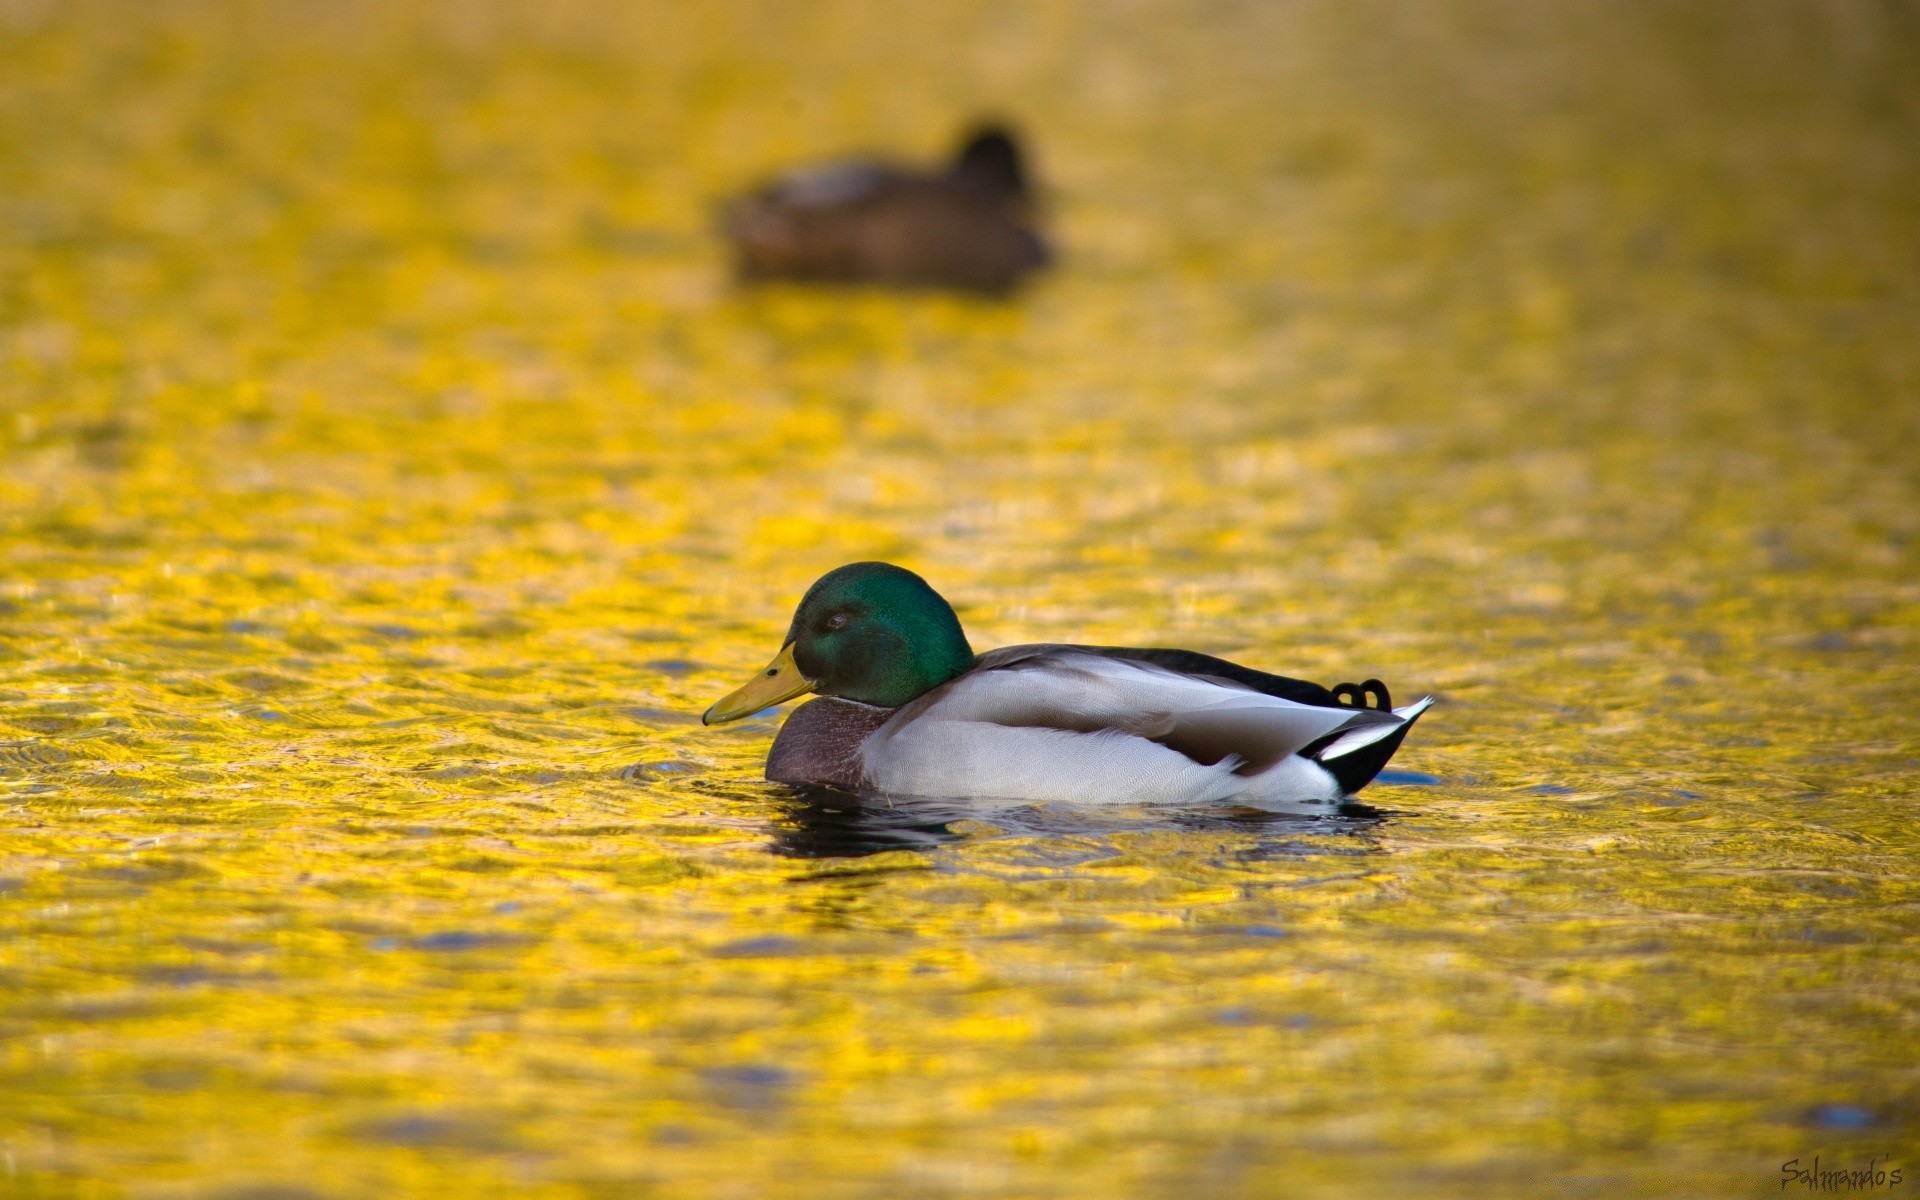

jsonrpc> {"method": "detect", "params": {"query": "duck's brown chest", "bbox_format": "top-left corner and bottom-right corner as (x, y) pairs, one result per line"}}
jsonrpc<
(765, 697), (896, 789)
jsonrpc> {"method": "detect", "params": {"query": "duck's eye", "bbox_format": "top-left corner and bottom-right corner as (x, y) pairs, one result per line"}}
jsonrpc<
(825, 612), (851, 631)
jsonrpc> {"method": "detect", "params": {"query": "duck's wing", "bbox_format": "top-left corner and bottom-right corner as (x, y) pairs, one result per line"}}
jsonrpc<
(768, 160), (898, 208)
(1052, 645), (1346, 708)
(725, 162), (899, 281)
(903, 646), (1397, 774)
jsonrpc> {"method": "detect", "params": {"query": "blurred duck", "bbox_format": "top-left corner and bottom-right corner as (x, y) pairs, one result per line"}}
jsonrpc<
(703, 563), (1432, 810)
(722, 124), (1050, 293)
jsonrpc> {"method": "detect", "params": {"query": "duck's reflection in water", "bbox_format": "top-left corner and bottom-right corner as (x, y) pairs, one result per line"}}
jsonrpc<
(766, 787), (1392, 859)
(768, 787), (974, 858)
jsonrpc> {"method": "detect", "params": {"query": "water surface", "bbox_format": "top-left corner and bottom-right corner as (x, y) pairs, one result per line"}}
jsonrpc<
(2, 1), (1917, 1196)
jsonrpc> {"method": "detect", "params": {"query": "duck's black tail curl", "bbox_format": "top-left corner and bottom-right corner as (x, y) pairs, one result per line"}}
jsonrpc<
(1331, 678), (1392, 711)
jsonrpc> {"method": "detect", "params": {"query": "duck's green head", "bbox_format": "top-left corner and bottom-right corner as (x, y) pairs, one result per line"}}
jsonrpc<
(702, 562), (974, 724)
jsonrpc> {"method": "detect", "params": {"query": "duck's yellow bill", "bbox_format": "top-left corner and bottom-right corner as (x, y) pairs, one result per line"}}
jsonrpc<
(702, 643), (814, 725)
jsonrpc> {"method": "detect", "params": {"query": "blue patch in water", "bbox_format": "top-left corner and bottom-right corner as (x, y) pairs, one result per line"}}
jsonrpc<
(1215, 924), (1287, 939)
(710, 1064), (789, 1087)
(620, 760), (700, 781)
(1375, 770), (1441, 786)
(702, 1064), (796, 1112)
(411, 931), (517, 952)
(709, 935), (804, 958)
(642, 659), (701, 676)
(651, 1123), (700, 1145)
(1530, 784), (1578, 795)
(1806, 1103), (1877, 1130)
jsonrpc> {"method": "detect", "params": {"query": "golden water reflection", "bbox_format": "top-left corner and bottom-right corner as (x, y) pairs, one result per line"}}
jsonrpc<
(1, 1), (1917, 1196)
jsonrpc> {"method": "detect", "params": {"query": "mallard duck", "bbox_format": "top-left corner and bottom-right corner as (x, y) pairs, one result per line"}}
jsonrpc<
(721, 124), (1050, 293)
(702, 563), (1432, 809)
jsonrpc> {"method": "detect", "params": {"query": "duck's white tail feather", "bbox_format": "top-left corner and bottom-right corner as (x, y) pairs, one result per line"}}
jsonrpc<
(1394, 696), (1436, 721)
(1316, 696), (1435, 761)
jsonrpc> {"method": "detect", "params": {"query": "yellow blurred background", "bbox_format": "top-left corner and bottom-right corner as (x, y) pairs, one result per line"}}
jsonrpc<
(1, 1), (1917, 1196)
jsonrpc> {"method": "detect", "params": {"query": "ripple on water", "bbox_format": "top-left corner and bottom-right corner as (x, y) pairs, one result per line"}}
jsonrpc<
(701, 1065), (797, 1113)
(1, 1), (1916, 1194)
